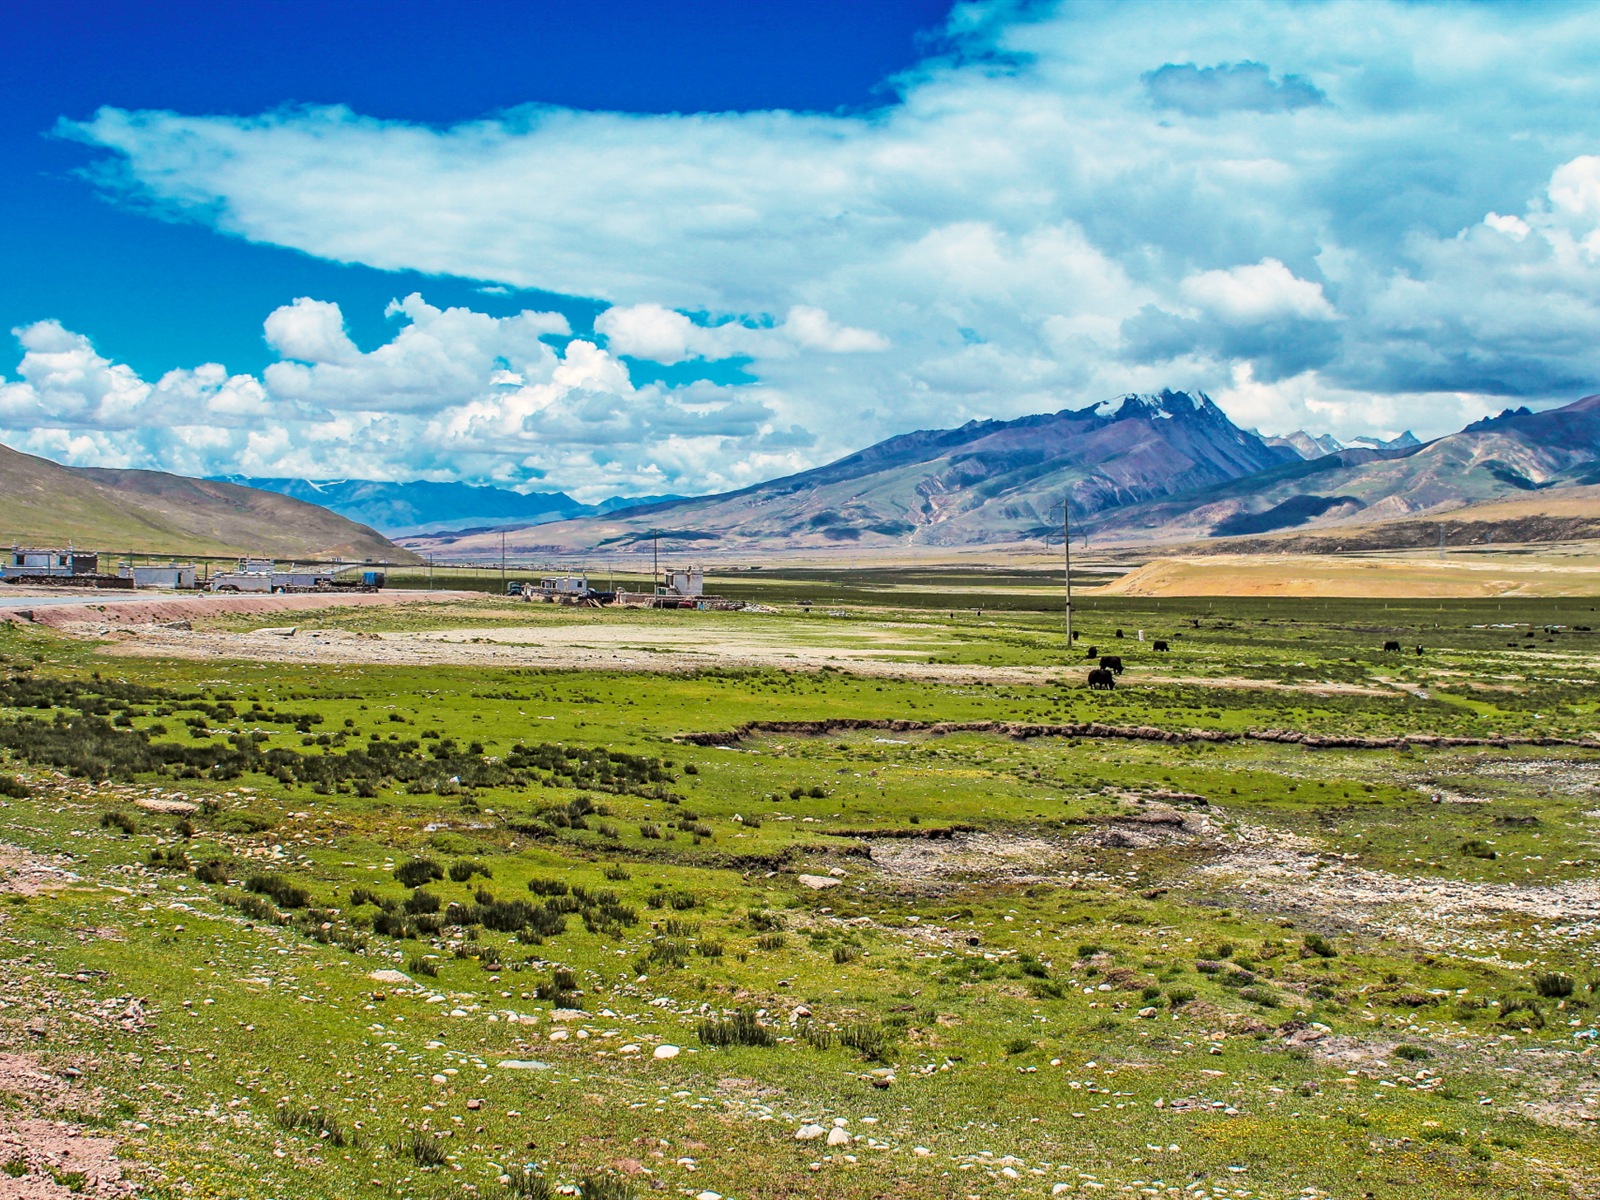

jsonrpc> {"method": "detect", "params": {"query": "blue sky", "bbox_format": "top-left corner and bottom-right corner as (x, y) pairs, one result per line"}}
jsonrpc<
(4, 1), (1600, 499)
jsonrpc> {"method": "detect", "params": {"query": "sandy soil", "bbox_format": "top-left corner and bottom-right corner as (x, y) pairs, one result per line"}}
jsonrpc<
(0, 589), (482, 629)
(0, 1053), (134, 1198)
(86, 620), (1405, 698)
(0, 845), (79, 898)
(1102, 552), (1600, 598)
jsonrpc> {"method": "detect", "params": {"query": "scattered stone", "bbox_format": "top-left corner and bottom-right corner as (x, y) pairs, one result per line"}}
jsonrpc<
(496, 1060), (551, 1070)
(797, 874), (842, 890)
(795, 1124), (826, 1141)
(368, 969), (412, 986)
(654, 1044), (681, 1060)
(826, 1127), (851, 1146)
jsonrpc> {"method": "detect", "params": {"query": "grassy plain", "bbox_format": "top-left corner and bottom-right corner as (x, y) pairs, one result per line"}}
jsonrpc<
(2, 582), (1600, 1200)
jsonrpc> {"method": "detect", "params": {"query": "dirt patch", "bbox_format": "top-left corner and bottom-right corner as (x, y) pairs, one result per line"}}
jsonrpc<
(0, 1119), (133, 1198)
(0, 845), (78, 897)
(129, 796), (196, 815)
(1198, 841), (1600, 953)
(866, 830), (1083, 890)
(0, 589), (481, 630)
(88, 618), (1429, 698)
(0, 1053), (133, 1198)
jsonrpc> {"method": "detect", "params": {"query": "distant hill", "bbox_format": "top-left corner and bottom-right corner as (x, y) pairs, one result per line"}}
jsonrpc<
(1113, 393), (1600, 544)
(408, 390), (1300, 555)
(1263, 429), (1419, 459)
(0, 443), (417, 561)
(223, 477), (682, 536)
(406, 390), (1600, 557)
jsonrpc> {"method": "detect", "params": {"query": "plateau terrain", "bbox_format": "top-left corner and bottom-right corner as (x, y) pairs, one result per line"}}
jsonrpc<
(1, 576), (1598, 1200)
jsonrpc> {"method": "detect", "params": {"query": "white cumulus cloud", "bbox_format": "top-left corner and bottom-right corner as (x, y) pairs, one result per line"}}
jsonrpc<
(14, 0), (1600, 480)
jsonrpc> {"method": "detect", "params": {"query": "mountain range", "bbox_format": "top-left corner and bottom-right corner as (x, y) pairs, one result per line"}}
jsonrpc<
(0, 443), (414, 561)
(401, 390), (1600, 557)
(218, 477), (682, 537)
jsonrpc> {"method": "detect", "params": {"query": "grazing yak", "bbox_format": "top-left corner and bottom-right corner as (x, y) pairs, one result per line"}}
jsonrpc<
(1087, 667), (1115, 690)
(1084, 645), (1099, 659)
(1100, 654), (1124, 675)
(1383, 640), (1402, 652)
(1152, 639), (1169, 652)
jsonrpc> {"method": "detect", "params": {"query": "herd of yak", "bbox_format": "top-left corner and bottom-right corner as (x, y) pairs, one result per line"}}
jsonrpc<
(1081, 630), (1422, 690)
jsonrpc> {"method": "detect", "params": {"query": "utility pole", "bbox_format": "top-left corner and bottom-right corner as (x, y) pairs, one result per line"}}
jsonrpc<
(500, 530), (507, 590)
(1049, 499), (1073, 650)
(652, 532), (660, 595)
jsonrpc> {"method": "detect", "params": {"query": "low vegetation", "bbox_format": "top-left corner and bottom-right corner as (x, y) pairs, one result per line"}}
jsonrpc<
(1, 585), (1599, 1199)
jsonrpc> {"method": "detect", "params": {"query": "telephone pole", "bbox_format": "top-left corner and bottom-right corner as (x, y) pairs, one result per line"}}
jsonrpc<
(1049, 499), (1073, 649)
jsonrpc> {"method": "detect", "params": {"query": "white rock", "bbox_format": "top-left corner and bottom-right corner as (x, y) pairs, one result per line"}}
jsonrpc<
(826, 1127), (851, 1146)
(696, 1192), (722, 1200)
(1053, 1185), (1072, 1195)
(496, 1060), (551, 1070)
(368, 969), (411, 985)
(551, 1008), (585, 1022)
(431, 1074), (448, 1084)
(797, 874), (842, 890)
(795, 1124), (827, 1141)
(913, 1146), (931, 1156)
(654, 1044), (680, 1059)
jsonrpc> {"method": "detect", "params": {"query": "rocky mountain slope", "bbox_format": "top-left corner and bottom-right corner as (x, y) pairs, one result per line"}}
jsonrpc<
(407, 390), (1600, 556)
(406, 390), (1299, 554)
(0, 443), (417, 560)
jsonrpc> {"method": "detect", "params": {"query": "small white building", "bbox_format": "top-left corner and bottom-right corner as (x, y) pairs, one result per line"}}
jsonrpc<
(125, 564), (198, 589)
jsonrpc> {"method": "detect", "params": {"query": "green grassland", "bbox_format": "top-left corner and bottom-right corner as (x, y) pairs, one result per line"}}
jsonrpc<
(2, 589), (1600, 1200)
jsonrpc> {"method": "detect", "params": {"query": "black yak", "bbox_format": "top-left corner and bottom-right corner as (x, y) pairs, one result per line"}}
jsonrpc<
(1100, 655), (1124, 675)
(1087, 667), (1115, 690)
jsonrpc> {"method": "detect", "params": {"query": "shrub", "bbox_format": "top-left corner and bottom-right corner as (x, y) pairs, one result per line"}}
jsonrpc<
(145, 847), (190, 872)
(1535, 972), (1576, 998)
(747, 910), (785, 931)
(527, 877), (570, 897)
(602, 864), (631, 881)
(399, 1131), (447, 1168)
(837, 1020), (894, 1063)
(1167, 987), (1196, 1007)
(193, 858), (230, 884)
(403, 888), (441, 915)
(407, 955), (439, 978)
(1302, 933), (1336, 958)
(832, 945), (860, 965)
(503, 1166), (554, 1199)
(577, 1175), (637, 1200)
(1394, 1044), (1431, 1061)
(0, 775), (30, 799)
(755, 933), (787, 951)
(447, 860), (490, 883)
(245, 872), (310, 909)
(275, 1105), (358, 1147)
(1004, 1037), (1032, 1055)
(395, 858), (444, 887)
(698, 1010), (774, 1047)
(1459, 840), (1498, 860)
(697, 940), (725, 958)
(100, 811), (137, 836)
